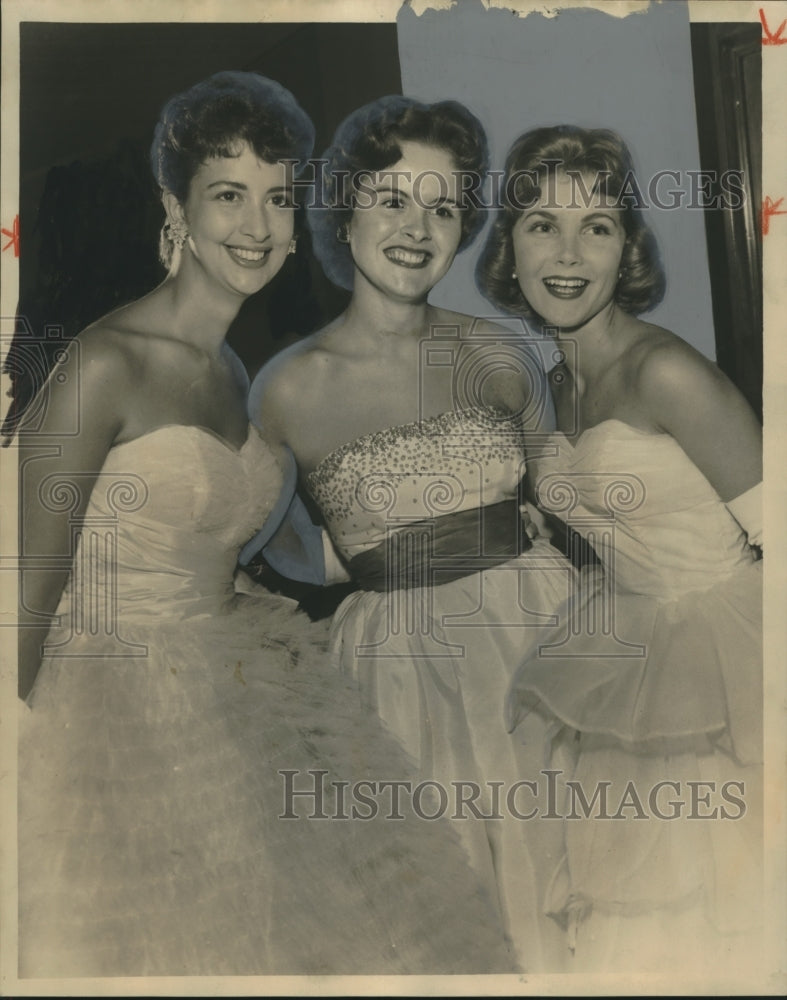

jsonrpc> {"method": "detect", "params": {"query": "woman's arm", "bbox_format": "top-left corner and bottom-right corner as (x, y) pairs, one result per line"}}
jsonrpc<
(247, 355), (351, 586)
(637, 338), (762, 542)
(17, 331), (127, 700)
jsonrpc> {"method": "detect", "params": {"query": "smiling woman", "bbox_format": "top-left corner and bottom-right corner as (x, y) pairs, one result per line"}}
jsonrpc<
(477, 124), (763, 971)
(150, 73), (307, 297)
(250, 96), (580, 972)
(15, 72), (512, 978)
(512, 173), (627, 331)
(165, 150), (296, 297)
(341, 142), (464, 305)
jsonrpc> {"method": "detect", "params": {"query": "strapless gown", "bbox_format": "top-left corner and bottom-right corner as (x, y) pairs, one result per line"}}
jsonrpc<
(17, 424), (513, 978)
(307, 407), (578, 971)
(507, 420), (763, 972)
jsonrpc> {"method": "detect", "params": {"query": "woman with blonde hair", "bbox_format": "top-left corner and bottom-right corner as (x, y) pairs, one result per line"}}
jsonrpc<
(478, 124), (762, 971)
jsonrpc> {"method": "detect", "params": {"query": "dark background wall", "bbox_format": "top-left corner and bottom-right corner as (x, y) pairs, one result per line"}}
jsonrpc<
(12, 21), (402, 418)
(691, 22), (762, 420)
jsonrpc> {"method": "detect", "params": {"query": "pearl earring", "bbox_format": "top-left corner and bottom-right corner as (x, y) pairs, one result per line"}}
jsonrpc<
(511, 269), (517, 280)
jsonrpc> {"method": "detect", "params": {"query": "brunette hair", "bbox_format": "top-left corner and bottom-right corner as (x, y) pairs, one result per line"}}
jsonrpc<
(308, 95), (489, 289)
(150, 71), (314, 268)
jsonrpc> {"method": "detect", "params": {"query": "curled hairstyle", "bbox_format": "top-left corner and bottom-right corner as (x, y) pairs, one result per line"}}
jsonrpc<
(476, 125), (666, 320)
(308, 95), (489, 289)
(150, 71), (315, 267)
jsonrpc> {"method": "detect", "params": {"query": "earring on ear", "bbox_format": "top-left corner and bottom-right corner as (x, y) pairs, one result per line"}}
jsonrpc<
(336, 223), (350, 244)
(288, 238), (298, 255)
(165, 218), (189, 251)
(511, 269), (517, 280)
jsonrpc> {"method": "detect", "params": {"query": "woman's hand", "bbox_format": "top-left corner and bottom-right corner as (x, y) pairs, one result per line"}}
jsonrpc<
(519, 502), (547, 542)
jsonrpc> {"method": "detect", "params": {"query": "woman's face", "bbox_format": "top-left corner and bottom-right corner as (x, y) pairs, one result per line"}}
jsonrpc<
(177, 142), (295, 299)
(511, 170), (626, 331)
(345, 139), (464, 304)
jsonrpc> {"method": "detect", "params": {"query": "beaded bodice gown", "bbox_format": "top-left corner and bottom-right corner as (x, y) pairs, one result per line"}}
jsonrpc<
(307, 407), (578, 971)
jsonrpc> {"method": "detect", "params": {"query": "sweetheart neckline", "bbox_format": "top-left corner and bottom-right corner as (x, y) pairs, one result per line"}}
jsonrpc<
(110, 423), (257, 456)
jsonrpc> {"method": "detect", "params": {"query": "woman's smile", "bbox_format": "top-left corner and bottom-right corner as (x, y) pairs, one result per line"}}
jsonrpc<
(383, 246), (434, 268)
(541, 276), (590, 299)
(224, 244), (273, 268)
(346, 139), (464, 303)
(512, 170), (626, 330)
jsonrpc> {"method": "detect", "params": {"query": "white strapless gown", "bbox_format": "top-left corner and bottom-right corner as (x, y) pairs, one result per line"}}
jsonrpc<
(18, 425), (512, 978)
(508, 420), (763, 972)
(307, 408), (578, 971)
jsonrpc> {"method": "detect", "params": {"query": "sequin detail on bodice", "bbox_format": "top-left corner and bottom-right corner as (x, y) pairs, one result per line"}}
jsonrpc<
(306, 408), (528, 560)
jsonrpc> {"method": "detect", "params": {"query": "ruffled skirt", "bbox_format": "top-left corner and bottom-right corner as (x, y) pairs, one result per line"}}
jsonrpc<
(506, 560), (763, 970)
(18, 589), (513, 977)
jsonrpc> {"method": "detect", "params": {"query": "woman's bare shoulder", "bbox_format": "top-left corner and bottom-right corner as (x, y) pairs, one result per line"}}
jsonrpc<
(248, 328), (339, 429)
(623, 320), (722, 388)
(67, 319), (148, 386)
(621, 319), (758, 442)
(79, 293), (233, 381)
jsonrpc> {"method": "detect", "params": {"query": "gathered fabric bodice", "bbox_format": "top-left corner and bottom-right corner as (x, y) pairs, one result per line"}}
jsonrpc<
(532, 419), (754, 599)
(306, 407), (528, 560)
(52, 424), (282, 625)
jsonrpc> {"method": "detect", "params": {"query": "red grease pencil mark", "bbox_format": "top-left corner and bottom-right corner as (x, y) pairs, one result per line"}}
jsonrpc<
(760, 8), (787, 45)
(761, 197), (787, 236)
(1, 215), (19, 257)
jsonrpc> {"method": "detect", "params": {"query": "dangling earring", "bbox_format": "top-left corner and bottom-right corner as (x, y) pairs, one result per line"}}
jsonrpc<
(287, 238), (298, 255)
(165, 218), (188, 251)
(511, 269), (517, 280)
(336, 223), (350, 244)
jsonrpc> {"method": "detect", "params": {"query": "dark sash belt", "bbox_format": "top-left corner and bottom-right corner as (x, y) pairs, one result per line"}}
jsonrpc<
(347, 499), (531, 592)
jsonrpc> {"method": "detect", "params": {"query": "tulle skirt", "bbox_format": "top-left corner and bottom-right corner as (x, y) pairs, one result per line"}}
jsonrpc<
(506, 560), (763, 970)
(18, 588), (513, 978)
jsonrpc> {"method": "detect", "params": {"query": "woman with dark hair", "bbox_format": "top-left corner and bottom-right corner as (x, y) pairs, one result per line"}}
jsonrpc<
(252, 97), (577, 972)
(307, 94), (489, 289)
(478, 125), (763, 969)
(15, 73), (511, 978)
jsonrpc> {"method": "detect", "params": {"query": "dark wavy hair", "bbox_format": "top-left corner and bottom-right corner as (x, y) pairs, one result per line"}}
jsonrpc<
(308, 95), (489, 290)
(150, 70), (314, 200)
(476, 125), (665, 320)
(150, 72), (314, 267)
